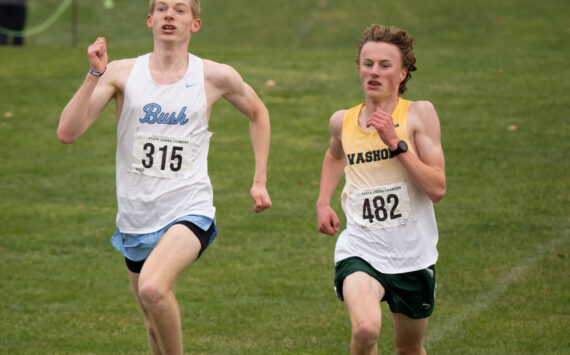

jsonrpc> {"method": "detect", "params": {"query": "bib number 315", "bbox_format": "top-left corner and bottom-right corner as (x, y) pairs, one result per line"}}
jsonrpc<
(350, 182), (411, 230)
(132, 133), (193, 179)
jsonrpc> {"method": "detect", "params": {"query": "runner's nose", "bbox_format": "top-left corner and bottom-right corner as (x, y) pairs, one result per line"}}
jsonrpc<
(164, 7), (174, 19)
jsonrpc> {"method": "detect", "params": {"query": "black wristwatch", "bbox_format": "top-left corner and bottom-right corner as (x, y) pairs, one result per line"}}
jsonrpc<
(390, 140), (408, 157)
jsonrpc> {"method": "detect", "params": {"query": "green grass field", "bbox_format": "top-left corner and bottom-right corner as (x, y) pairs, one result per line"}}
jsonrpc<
(1, 0), (568, 353)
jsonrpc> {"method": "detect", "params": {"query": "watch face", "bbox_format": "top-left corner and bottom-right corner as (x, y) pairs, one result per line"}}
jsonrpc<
(399, 140), (408, 152)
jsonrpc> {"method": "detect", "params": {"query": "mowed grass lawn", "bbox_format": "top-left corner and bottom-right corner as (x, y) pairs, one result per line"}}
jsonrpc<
(1, 0), (568, 354)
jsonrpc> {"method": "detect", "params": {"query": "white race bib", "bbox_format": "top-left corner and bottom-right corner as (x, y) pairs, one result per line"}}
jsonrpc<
(348, 182), (412, 230)
(131, 133), (193, 179)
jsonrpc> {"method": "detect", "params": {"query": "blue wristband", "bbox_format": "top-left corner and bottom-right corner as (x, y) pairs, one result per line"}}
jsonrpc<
(88, 67), (106, 77)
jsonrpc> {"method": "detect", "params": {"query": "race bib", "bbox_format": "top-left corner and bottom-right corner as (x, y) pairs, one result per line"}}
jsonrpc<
(348, 182), (412, 230)
(131, 133), (193, 179)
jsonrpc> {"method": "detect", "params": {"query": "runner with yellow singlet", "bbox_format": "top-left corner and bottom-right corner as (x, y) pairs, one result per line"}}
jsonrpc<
(317, 24), (446, 355)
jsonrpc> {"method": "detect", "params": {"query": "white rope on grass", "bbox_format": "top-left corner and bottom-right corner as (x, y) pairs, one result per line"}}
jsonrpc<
(0, 0), (72, 37)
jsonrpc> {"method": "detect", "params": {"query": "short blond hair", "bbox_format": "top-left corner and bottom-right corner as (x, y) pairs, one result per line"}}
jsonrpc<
(149, 0), (200, 18)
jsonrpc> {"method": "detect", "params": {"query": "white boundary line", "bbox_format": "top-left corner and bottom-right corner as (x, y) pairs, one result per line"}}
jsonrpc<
(426, 231), (569, 347)
(292, 0), (329, 48)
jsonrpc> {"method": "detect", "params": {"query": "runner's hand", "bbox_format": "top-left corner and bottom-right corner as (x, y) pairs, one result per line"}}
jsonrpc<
(366, 106), (399, 150)
(251, 184), (272, 213)
(317, 204), (340, 236)
(87, 37), (108, 74)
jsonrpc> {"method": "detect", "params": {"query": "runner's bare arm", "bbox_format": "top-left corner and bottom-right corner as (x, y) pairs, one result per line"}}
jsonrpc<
(204, 60), (272, 212)
(403, 101), (446, 202)
(367, 101), (445, 202)
(57, 37), (116, 143)
(317, 110), (346, 236)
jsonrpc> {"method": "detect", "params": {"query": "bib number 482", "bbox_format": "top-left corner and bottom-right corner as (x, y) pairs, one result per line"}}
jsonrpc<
(362, 194), (402, 223)
(349, 183), (411, 230)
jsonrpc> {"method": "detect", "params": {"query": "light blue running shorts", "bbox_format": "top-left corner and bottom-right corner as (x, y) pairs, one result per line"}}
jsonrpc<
(110, 215), (217, 262)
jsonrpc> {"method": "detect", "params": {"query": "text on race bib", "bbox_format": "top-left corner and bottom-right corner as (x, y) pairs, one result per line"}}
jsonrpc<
(131, 133), (193, 179)
(349, 182), (412, 230)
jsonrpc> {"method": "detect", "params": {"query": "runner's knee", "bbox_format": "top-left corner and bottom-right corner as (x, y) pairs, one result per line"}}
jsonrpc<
(352, 320), (380, 346)
(138, 279), (169, 308)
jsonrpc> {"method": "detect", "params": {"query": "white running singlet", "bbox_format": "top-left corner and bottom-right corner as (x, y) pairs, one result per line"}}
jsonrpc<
(115, 53), (215, 234)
